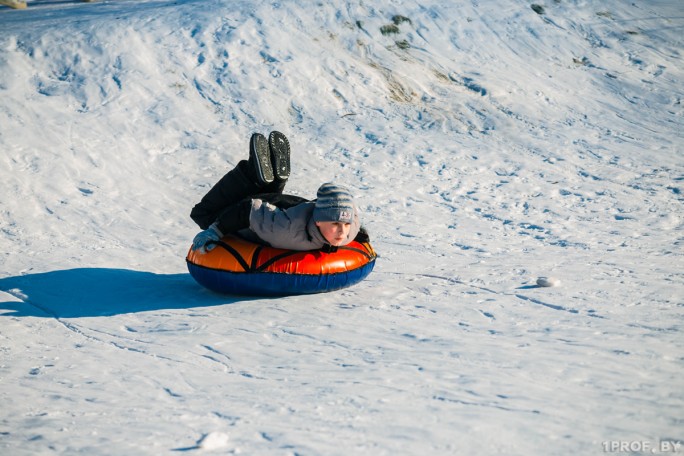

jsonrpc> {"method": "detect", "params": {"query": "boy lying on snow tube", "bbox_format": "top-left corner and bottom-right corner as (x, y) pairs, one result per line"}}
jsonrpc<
(190, 130), (369, 252)
(187, 131), (374, 295)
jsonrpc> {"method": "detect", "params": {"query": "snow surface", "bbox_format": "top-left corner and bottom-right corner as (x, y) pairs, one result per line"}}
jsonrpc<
(1, 0), (682, 454)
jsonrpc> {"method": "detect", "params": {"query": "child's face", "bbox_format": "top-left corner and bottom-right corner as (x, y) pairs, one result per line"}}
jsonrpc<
(316, 221), (352, 246)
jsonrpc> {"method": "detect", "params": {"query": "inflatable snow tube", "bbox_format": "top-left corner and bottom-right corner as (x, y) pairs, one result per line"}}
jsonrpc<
(186, 235), (377, 296)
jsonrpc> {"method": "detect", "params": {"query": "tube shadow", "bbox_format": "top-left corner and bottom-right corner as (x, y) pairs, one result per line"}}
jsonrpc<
(0, 268), (249, 318)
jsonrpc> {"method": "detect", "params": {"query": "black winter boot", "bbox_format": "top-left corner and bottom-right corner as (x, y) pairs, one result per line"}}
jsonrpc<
(268, 131), (290, 181)
(249, 133), (274, 185)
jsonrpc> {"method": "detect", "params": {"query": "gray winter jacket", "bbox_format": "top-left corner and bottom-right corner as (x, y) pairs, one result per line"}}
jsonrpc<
(247, 199), (361, 250)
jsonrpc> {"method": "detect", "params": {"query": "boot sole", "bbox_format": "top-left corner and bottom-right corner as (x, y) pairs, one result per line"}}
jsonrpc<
(269, 131), (290, 181)
(250, 133), (274, 185)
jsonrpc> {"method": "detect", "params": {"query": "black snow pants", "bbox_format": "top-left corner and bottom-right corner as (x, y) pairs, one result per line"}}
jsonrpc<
(190, 160), (307, 234)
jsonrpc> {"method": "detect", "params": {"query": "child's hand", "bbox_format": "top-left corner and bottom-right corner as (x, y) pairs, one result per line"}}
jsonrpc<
(354, 227), (370, 243)
(191, 223), (223, 253)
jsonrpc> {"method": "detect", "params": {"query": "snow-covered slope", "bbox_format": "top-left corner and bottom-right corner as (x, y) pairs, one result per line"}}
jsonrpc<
(1, 0), (682, 454)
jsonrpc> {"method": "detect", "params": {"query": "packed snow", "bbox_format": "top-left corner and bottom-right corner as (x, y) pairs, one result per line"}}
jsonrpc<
(1, 0), (682, 454)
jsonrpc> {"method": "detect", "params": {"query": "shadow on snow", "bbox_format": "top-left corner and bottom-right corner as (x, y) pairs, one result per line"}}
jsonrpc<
(0, 268), (250, 318)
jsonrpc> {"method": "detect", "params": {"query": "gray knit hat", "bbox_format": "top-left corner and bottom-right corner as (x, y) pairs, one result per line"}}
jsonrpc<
(313, 183), (355, 223)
